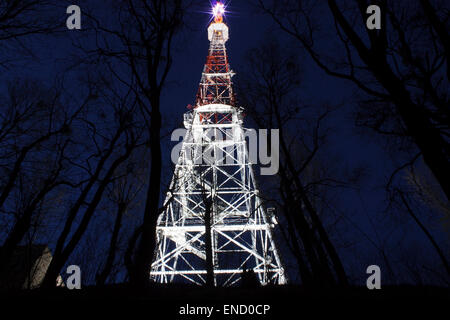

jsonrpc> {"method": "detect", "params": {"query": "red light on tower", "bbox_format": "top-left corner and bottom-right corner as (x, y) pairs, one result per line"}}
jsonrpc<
(212, 2), (225, 23)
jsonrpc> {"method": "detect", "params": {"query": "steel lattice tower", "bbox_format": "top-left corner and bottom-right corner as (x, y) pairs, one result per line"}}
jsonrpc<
(150, 2), (286, 286)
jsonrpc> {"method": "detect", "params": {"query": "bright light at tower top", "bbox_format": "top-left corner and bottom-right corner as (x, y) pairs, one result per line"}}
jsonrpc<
(212, 1), (225, 23)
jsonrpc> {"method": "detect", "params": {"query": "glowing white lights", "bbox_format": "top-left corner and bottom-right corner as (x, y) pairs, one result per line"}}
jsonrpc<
(212, 2), (225, 17)
(212, 2), (225, 22)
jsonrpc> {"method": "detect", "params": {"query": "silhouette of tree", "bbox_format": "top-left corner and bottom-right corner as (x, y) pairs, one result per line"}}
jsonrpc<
(40, 96), (143, 288)
(259, 0), (449, 201)
(237, 41), (357, 287)
(96, 153), (146, 286)
(81, 0), (186, 287)
(0, 80), (90, 284)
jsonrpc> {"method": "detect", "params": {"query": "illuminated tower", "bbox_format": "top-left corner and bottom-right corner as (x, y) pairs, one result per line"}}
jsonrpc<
(150, 2), (286, 286)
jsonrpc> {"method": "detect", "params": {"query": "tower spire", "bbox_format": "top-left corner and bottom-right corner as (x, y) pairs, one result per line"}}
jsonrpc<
(212, 1), (225, 23)
(196, 2), (235, 107)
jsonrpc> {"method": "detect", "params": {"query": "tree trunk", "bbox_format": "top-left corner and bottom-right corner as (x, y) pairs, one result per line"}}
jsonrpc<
(279, 164), (336, 286)
(398, 190), (450, 277)
(42, 146), (133, 288)
(132, 104), (162, 287)
(204, 194), (215, 287)
(279, 188), (313, 286)
(0, 158), (63, 281)
(96, 202), (126, 286)
(419, 0), (450, 81)
(276, 108), (348, 286)
(48, 128), (124, 281)
(0, 188), (47, 273)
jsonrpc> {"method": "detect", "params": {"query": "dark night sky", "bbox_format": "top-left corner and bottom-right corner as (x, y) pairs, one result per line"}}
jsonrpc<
(1, 0), (447, 285)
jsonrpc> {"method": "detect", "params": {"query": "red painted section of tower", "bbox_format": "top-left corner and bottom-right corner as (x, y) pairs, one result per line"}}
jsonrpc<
(194, 20), (235, 109)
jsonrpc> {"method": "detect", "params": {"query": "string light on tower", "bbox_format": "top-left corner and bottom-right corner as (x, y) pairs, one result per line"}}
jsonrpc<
(150, 1), (287, 286)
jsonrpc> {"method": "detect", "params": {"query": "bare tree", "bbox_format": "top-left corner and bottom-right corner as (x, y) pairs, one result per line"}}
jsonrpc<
(258, 0), (450, 201)
(40, 101), (144, 287)
(0, 81), (90, 283)
(96, 152), (146, 286)
(0, 0), (186, 289)
(81, 0), (186, 286)
(237, 41), (353, 286)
